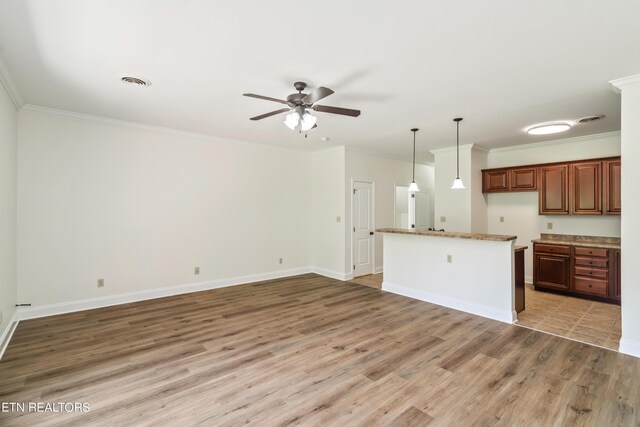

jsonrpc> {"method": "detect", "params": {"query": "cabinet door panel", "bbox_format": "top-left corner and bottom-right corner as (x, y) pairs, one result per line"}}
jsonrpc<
(483, 170), (509, 192)
(510, 168), (537, 191)
(604, 160), (621, 215)
(539, 165), (569, 214)
(571, 161), (602, 215)
(534, 254), (570, 290)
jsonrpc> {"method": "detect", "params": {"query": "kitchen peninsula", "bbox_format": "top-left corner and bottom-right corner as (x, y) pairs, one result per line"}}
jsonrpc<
(377, 228), (519, 323)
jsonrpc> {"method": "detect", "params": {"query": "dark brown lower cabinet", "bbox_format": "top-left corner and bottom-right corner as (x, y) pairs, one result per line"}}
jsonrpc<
(612, 249), (621, 301)
(533, 243), (620, 304)
(534, 252), (571, 290)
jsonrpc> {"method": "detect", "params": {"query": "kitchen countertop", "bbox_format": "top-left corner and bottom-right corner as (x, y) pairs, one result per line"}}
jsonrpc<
(532, 233), (620, 250)
(515, 245), (528, 252)
(376, 228), (517, 242)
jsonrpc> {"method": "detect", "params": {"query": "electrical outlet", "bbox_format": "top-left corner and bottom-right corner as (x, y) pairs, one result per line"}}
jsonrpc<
(97, 279), (104, 288)
(336, 216), (341, 223)
(447, 254), (453, 263)
(547, 222), (553, 230)
(500, 216), (504, 223)
(279, 258), (283, 264)
(194, 266), (200, 275)
(440, 216), (446, 223)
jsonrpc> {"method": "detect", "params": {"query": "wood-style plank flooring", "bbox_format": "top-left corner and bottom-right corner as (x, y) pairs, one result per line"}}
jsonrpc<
(1, 273), (639, 426)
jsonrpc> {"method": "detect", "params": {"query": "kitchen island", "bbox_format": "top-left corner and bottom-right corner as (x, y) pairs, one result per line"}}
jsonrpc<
(377, 228), (519, 323)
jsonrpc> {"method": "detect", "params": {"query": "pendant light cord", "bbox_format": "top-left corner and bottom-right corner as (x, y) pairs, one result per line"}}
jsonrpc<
(456, 120), (460, 179)
(412, 130), (416, 182)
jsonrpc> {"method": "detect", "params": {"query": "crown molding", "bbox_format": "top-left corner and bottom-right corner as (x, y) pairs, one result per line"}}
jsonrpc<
(429, 143), (488, 155)
(0, 54), (24, 109)
(19, 104), (308, 155)
(610, 74), (640, 94)
(488, 131), (621, 154)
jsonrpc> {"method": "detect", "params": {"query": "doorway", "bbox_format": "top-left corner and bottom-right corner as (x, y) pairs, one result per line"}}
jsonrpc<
(352, 180), (374, 278)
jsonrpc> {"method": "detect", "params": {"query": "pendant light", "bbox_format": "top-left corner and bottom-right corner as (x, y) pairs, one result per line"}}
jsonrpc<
(451, 118), (465, 190)
(408, 128), (420, 192)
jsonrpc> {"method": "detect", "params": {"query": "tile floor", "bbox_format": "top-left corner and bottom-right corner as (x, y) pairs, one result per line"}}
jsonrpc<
(516, 285), (621, 350)
(351, 274), (621, 351)
(350, 273), (383, 289)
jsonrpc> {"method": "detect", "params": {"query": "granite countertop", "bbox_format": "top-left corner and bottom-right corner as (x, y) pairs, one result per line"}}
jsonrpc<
(532, 233), (620, 249)
(515, 245), (528, 252)
(376, 228), (517, 242)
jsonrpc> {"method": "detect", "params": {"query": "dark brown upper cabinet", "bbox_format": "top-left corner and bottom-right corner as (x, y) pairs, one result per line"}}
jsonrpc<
(510, 167), (537, 191)
(604, 159), (621, 215)
(571, 161), (602, 215)
(482, 170), (509, 193)
(539, 164), (569, 215)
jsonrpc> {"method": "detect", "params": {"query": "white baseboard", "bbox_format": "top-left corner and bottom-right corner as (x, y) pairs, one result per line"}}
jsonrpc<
(374, 266), (383, 274)
(0, 309), (20, 360)
(619, 338), (640, 358)
(19, 267), (313, 321)
(311, 267), (351, 281)
(382, 281), (514, 324)
(525, 275), (533, 284)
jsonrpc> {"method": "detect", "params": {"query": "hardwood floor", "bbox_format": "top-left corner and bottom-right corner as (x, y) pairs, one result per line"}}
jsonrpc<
(1, 273), (639, 426)
(517, 285), (621, 350)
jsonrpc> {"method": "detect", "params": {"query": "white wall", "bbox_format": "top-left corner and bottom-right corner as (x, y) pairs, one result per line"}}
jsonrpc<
(345, 148), (434, 275)
(17, 107), (312, 307)
(310, 146), (346, 279)
(486, 132), (621, 282)
(432, 144), (485, 233)
(618, 82), (640, 357)
(0, 82), (17, 342)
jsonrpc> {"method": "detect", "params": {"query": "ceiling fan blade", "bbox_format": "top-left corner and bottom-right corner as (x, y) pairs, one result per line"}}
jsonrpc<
(243, 93), (289, 105)
(313, 105), (361, 117)
(250, 108), (291, 121)
(302, 86), (334, 104)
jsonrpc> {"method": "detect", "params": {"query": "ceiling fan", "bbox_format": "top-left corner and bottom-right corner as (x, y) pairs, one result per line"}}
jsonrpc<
(243, 81), (361, 132)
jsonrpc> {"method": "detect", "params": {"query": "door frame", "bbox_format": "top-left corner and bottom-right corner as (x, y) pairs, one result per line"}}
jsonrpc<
(350, 179), (376, 278)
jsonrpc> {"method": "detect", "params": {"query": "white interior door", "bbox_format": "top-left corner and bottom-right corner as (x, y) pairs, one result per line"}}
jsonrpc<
(353, 181), (374, 277)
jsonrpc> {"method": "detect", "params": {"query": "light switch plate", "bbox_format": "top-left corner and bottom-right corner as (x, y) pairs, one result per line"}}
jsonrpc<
(440, 216), (446, 223)
(547, 222), (553, 230)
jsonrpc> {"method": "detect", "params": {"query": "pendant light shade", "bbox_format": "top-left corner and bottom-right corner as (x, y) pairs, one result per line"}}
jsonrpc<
(409, 128), (419, 193)
(300, 110), (317, 131)
(451, 118), (466, 190)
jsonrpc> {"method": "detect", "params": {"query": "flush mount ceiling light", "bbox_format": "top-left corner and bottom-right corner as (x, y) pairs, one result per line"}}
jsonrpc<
(527, 122), (571, 135)
(451, 118), (465, 190)
(119, 76), (151, 87)
(408, 128), (420, 193)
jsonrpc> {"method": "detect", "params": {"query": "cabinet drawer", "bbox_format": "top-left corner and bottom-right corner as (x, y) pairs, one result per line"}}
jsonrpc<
(575, 266), (608, 279)
(574, 277), (608, 296)
(534, 244), (570, 255)
(574, 256), (608, 268)
(574, 247), (608, 258)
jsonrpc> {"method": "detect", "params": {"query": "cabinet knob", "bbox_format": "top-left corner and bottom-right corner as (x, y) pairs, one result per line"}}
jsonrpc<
(589, 285), (592, 288)
(589, 272), (593, 275)
(589, 261), (592, 265)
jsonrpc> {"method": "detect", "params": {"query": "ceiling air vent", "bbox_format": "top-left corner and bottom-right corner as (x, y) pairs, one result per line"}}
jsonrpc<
(577, 115), (605, 124)
(120, 76), (151, 87)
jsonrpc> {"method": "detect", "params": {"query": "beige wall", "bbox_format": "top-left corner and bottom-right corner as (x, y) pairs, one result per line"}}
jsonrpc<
(17, 107), (312, 307)
(0, 82), (17, 341)
(619, 83), (640, 357)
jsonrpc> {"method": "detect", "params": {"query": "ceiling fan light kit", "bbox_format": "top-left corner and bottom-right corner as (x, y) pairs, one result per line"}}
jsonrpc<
(244, 81), (361, 132)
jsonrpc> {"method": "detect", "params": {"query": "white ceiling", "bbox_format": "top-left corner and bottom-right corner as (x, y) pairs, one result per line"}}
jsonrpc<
(0, 1), (638, 160)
